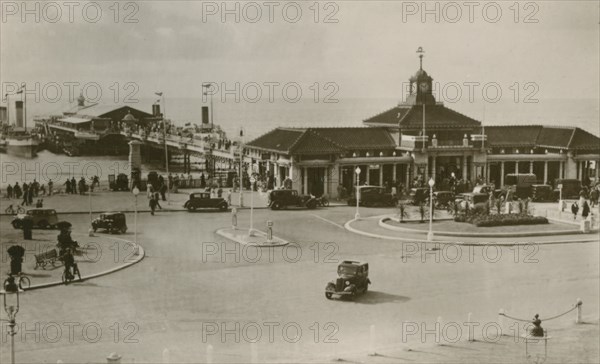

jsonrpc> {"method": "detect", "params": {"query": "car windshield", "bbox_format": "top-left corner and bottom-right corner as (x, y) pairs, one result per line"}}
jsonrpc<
(338, 265), (358, 276)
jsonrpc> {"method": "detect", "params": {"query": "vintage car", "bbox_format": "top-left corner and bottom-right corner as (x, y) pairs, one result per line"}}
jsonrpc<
(455, 192), (489, 210)
(184, 192), (228, 211)
(92, 212), (128, 234)
(428, 191), (455, 208)
(268, 189), (317, 210)
(325, 260), (371, 299)
(407, 187), (429, 205)
(12, 208), (59, 229)
(347, 186), (397, 207)
(109, 173), (129, 191)
(531, 184), (557, 202)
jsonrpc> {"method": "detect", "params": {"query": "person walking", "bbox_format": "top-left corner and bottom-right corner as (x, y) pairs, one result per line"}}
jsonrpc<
(6, 184), (13, 199)
(48, 179), (53, 196)
(591, 187), (599, 208)
(14, 182), (21, 199)
(21, 183), (29, 206)
(582, 201), (590, 219)
(571, 202), (579, 220)
(149, 195), (161, 215)
(71, 177), (77, 194)
(65, 179), (71, 194)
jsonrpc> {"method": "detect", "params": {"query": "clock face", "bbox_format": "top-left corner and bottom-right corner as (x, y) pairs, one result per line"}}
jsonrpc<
(420, 82), (429, 92)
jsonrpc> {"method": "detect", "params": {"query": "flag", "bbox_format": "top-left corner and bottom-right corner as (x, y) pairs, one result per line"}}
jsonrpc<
(155, 92), (163, 96)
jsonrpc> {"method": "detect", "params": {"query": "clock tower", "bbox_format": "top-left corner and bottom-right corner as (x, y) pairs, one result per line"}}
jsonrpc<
(404, 47), (436, 105)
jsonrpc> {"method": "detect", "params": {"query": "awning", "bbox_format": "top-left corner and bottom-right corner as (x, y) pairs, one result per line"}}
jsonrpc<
(58, 117), (92, 124)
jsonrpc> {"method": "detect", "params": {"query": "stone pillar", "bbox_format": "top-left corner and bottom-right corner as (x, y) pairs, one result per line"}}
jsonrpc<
(462, 156), (468, 180)
(366, 167), (370, 185)
(515, 161), (519, 174)
(405, 164), (411, 188)
(392, 163), (397, 182)
(500, 161), (505, 187)
(529, 161), (534, 174)
(543, 161), (548, 184)
(324, 167), (329, 196)
(303, 167), (308, 194)
(431, 156), (437, 181)
(379, 166), (383, 186)
(559, 161), (563, 179)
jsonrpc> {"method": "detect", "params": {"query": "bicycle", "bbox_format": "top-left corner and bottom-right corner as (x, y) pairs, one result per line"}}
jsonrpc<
(3, 273), (30, 291)
(4, 205), (25, 215)
(62, 263), (82, 285)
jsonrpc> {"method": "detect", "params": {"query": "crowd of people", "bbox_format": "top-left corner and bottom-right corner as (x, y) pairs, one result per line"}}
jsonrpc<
(570, 185), (600, 220)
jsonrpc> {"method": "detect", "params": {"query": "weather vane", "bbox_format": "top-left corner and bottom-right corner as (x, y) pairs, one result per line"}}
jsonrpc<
(417, 47), (425, 69)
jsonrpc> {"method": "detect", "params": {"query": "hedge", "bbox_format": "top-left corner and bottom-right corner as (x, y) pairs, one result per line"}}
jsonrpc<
(454, 213), (548, 227)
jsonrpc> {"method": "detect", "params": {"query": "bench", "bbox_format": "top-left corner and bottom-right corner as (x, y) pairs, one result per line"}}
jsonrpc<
(34, 249), (59, 269)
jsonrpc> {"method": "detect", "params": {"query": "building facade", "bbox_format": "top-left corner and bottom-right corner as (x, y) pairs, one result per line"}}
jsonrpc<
(245, 58), (600, 198)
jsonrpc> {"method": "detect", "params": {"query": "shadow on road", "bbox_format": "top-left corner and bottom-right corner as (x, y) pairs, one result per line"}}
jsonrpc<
(347, 290), (411, 304)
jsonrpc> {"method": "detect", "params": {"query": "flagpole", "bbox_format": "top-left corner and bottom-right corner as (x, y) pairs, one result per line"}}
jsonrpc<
(22, 83), (26, 131)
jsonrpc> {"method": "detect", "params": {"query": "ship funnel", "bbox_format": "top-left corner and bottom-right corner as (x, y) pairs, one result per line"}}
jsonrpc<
(152, 104), (161, 117)
(202, 106), (209, 124)
(15, 101), (24, 127)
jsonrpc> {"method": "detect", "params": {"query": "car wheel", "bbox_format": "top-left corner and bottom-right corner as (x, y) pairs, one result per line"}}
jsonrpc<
(220, 203), (228, 211)
(188, 206), (197, 212)
(120, 227), (127, 234)
(325, 292), (333, 300)
(12, 221), (22, 229)
(271, 202), (280, 210)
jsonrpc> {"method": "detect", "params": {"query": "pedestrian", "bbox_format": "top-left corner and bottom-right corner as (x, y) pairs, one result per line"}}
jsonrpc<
(32, 179), (39, 197)
(71, 177), (77, 194)
(65, 179), (71, 194)
(227, 189), (232, 205)
(571, 202), (579, 220)
(591, 187), (599, 208)
(14, 182), (21, 199)
(27, 186), (33, 205)
(217, 186), (223, 198)
(48, 179), (53, 196)
(21, 183), (29, 206)
(40, 184), (46, 196)
(6, 184), (13, 199)
(79, 177), (86, 195)
(582, 201), (590, 219)
(149, 196), (161, 215)
(160, 184), (167, 201)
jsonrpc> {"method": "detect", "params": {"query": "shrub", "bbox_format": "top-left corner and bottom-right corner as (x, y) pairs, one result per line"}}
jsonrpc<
(471, 214), (548, 227)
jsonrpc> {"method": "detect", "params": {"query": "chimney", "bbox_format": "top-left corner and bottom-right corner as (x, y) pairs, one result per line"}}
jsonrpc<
(15, 101), (24, 127)
(202, 106), (209, 124)
(152, 104), (161, 117)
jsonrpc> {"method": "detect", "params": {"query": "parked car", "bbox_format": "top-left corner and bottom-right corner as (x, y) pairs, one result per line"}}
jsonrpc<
(406, 187), (429, 205)
(183, 192), (228, 211)
(268, 189), (317, 210)
(109, 173), (129, 191)
(429, 191), (455, 208)
(455, 192), (489, 210)
(499, 173), (538, 200)
(347, 186), (397, 207)
(12, 208), (59, 229)
(531, 184), (556, 202)
(325, 260), (371, 299)
(92, 212), (128, 234)
(553, 179), (582, 200)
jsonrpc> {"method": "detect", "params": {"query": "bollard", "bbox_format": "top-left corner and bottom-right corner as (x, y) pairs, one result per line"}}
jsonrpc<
(250, 342), (258, 364)
(162, 348), (170, 363)
(266, 221), (273, 242)
(576, 298), (583, 324)
(231, 208), (238, 230)
(368, 324), (377, 356)
(206, 344), (213, 364)
(467, 313), (474, 342)
(106, 352), (122, 363)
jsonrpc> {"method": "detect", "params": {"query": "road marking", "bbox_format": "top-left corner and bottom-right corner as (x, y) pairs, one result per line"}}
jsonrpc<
(311, 214), (345, 229)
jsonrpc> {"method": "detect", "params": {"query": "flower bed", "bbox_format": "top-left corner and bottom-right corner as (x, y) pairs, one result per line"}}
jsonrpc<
(454, 213), (548, 227)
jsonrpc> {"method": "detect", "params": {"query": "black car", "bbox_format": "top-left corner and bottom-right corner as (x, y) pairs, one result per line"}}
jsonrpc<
(109, 173), (129, 191)
(531, 184), (557, 202)
(325, 261), (371, 299)
(183, 192), (228, 211)
(268, 189), (317, 210)
(347, 186), (397, 207)
(92, 212), (128, 234)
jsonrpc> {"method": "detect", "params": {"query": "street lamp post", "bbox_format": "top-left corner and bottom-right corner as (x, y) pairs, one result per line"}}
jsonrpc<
(249, 174), (256, 237)
(2, 276), (21, 364)
(239, 128), (244, 208)
(132, 186), (140, 244)
(355, 167), (361, 219)
(427, 178), (435, 241)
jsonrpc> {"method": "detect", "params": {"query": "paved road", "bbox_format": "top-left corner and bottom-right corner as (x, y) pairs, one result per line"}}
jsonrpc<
(1, 206), (598, 363)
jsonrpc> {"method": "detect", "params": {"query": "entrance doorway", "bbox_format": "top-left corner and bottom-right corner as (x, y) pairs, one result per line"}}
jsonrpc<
(307, 167), (325, 197)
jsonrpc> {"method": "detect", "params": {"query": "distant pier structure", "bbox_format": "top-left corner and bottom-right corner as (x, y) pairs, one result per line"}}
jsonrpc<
(34, 97), (242, 177)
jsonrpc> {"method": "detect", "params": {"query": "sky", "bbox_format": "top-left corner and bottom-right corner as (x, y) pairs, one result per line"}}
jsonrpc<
(0, 0), (599, 102)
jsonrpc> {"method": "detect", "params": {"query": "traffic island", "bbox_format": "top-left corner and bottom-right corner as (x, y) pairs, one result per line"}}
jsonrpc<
(216, 227), (289, 247)
(1, 228), (145, 290)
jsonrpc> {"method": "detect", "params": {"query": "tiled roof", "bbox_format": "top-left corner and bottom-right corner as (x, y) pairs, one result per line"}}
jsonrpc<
(570, 128), (600, 151)
(486, 125), (600, 151)
(246, 128), (305, 153)
(247, 127), (397, 155)
(486, 125), (542, 147)
(364, 104), (481, 129)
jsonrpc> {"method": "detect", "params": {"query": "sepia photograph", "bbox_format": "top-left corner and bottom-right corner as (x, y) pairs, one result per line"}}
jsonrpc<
(0, 1), (599, 363)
